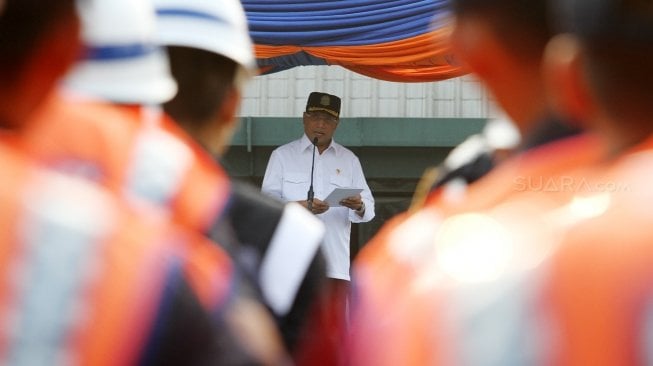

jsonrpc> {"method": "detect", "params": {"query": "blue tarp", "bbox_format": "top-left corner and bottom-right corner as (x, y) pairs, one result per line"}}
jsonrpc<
(241, 0), (464, 81)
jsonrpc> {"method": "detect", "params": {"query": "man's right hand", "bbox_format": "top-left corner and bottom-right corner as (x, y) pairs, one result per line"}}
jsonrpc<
(300, 198), (329, 215)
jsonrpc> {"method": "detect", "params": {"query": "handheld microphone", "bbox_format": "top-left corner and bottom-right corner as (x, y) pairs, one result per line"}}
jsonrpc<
(307, 137), (318, 211)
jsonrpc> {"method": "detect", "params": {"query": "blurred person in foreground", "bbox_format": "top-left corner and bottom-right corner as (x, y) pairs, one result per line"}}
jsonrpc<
(16, 0), (326, 358)
(18, 0), (229, 234)
(349, 0), (653, 364)
(350, 0), (595, 361)
(0, 0), (79, 131)
(444, 0), (571, 143)
(154, 0), (330, 361)
(352, 0), (604, 300)
(440, 0), (582, 153)
(406, 0), (585, 210)
(0, 1), (285, 365)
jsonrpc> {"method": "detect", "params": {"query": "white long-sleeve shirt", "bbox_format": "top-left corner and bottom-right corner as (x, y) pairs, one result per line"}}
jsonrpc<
(261, 134), (375, 280)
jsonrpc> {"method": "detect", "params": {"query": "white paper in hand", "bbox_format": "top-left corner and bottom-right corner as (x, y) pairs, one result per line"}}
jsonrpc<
(324, 188), (363, 207)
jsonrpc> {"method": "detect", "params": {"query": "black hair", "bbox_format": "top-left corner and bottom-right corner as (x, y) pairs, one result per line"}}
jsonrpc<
(0, 0), (77, 80)
(163, 46), (237, 130)
(451, 0), (552, 60)
(566, 0), (653, 121)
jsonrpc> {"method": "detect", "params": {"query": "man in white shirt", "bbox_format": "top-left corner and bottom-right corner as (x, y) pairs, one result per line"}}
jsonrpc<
(262, 91), (375, 338)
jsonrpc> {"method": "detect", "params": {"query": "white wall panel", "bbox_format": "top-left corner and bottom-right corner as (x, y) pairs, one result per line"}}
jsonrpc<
(239, 66), (497, 119)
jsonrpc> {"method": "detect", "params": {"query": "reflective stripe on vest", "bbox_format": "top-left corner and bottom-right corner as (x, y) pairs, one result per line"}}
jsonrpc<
(124, 125), (193, 207)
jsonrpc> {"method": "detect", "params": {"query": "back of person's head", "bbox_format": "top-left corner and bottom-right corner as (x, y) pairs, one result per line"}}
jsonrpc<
(154, 0), (256, 130)
(63, 0), (177, 105)
(552, 0), (653, 123)
(0, 0), (77, 79)
(163, 48), (237, 127)
(451, 0), (551, 61)
(0, 0), (79, 127)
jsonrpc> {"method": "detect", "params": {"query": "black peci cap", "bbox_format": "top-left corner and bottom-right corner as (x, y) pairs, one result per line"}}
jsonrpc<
(552, 0), (653, 44)
(305, 92), (341, 118)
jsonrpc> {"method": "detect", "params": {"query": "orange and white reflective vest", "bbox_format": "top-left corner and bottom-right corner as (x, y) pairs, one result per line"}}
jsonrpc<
(354, 132), (603, 284)
(350, 134), (653, 366)
(19, 92), (230, 233)
(0, 143), (237, 365)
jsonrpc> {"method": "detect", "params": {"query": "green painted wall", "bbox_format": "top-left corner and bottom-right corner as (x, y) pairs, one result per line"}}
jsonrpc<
(230, 117), (487, 148)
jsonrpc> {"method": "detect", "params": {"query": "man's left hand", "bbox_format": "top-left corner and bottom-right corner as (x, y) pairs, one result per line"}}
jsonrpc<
(340, 195), (364, 213)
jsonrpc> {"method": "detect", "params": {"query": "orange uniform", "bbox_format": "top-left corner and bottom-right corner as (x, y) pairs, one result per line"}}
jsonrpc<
(353, 133), (603, 287)
(351, 133), (653, 365)
(18, 92), (230, 232)
(0, 142), (247, 365)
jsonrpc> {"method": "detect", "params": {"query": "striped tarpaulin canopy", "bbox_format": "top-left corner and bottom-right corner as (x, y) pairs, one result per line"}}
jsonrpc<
(242, 0), (467, 82)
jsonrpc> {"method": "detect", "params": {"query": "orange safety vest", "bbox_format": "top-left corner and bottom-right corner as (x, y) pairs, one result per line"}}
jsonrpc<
(0, 143), (234, 365)
(543, 135), (653, 366)
(19, 92), (231, 232)
(428, 132), (604, 213)
(354, 132), (604, 279)
(351, 134), (653, 366)
(350, 132), (604, 365)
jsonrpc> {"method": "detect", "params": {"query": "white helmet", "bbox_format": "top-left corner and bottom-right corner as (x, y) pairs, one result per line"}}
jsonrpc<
(63, 0), (177, 105)
(153, 0), (257, 76)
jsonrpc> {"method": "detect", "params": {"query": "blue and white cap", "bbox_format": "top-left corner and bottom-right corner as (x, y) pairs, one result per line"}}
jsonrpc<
(63, 0), (177, 105)
(153, 0), (257, 76)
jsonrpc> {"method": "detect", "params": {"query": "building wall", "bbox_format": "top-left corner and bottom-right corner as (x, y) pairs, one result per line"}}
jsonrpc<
(240, 65), (500, 119)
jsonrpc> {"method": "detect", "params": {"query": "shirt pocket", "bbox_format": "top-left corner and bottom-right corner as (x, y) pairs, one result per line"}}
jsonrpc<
(329, 173), (352, 188)
(285, 172), (309, 184)
(283, 172), (310, 200)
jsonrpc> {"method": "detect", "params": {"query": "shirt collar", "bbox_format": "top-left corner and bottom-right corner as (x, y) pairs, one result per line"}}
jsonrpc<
(301, 133), (338, 154)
